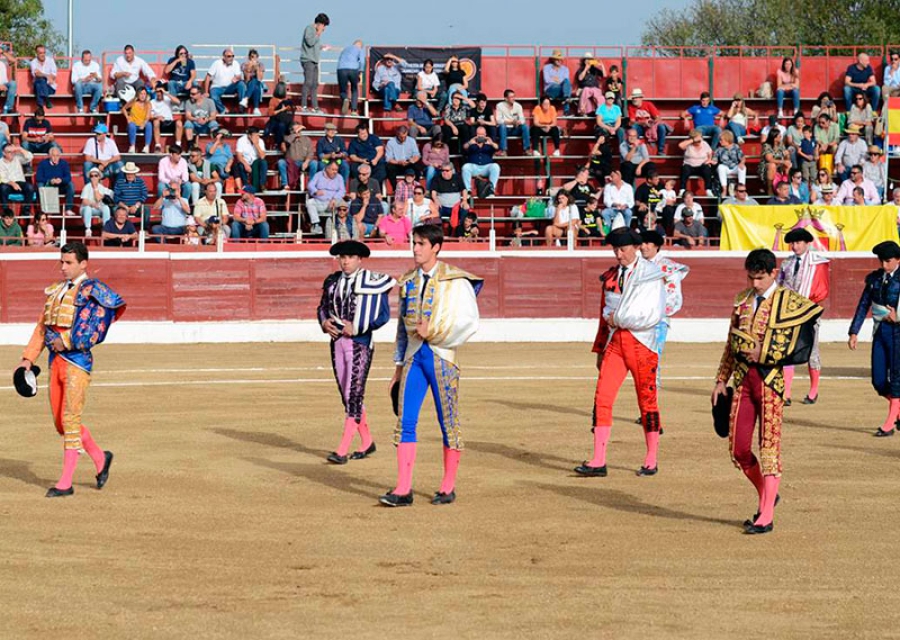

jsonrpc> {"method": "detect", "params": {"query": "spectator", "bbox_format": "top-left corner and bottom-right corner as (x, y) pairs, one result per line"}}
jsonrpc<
(0, 46), (17, 114)
(787, 168), (810, 204)
(835, 125), (868, 182)
(723, 95), (757, 145)
(835, 164), (879, 204)
(187, 145), (222, 203)
(681, 92), (722, 149)
(443, 56), (470, 104)
(468, 93), (497, 142)
(406, 183), (439, 226)
(628, 88), (670, 153)
(785, 113), (807, 166)
(300, 13), (330, 113)
(759, 114), (786, 141)
(347, 163), (385, 215)
(377, 198), (413, 245)
(102, 205), (139, 247)
(441, 92), (472, 154)
(124, 86), (153, 154)
(231, 185), (269, 239)
(372, 53), (404, 112)
(337, 40), (365, 115)
(851, 185), (867, 206)
(601, 169), (634, 230)
(394, 168), (418, 208)
(542, 50), (572, 114)
(205, 49), (244, 114)
(234, 126), (267, 192)
(21, 106), (59, 153)
(205, 129), (233, 180)
(563, 166), (598, 208)
(531, 96), (562, 157)
(455, 212), (480, 240)
(0, 207), (23, 245)
(71, 49), (102, 113)
(29, 44), (57, 109)
(422, 134), (450, 190)
(848, 93), (876, 145)
(672, 209), (708, 248)
(758, 129), (791, 194)
(813, 182), (837, 206)
(884, 51), (900, 98)
(26, 211), (54, 247)
(408, 91), (441, 139)
(588, 134), (613, 183)
(545, 189), (580, 245)
(325, 199), (359, 241)
(164, 45), (196, 98)
(350, 188), (383, 237)
(461, 126), (500, 197)
(114, 162), (149, 227)
(110, 45), (156, 96)
(863, 145), (885, 201)
(722, 183), (760, 206)
(595, 91), (624, 144)
(83, 124), (124, 184)
(678, 129), (714, 196)
(157, 145), (191, 198)
(0, 144), (34, 213)
(810, 168), (837, 203)
(264, 82), (295, 147)
(674, 190), (705, 223)
(495, 89), (532, 156)
(307, 161), (347, 234)
(430, 162), (469, 224)
(0, 118), (9, 152)
(150, 82), (184, 152)
(416, 59), (442, 106)
(36, 146), (75, 215)
(578, 196), (603, 238)
(605, 65), (624, 108)
(240, 49), (266, 115)
(184, 87), (220, 142)
(151, 180), (192, 241)
(813, 112), (840, 159)
(576, 52), (606, 116)
(767, 179), (802, 205)
(193, 182), (231, 238)
(348, 124), (386, 182)
(843, 52), (880, 111)
(797, 126), (818, 184)
(776, 57), (801, 118)
(713, 130), (746, 197)
(634, 171), (664, 229)
(619, 127), (653, 185)
(654, 179), (679, 230)
(316, 122), (350, 183)
(384, 126), (420, 189)
(80, 167), (113, 236)
(810, 92), (838, 122)
(277, 122), (315, 190)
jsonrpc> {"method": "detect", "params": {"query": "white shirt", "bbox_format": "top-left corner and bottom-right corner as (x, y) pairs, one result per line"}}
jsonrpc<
(236, 135), (265, 163)
(655, 188), (677, 212)
(603, 182), (635, 209)
(207, 59), (242, 88)
(555, 204), (580, 225)
(150, 95), (175, 120)
(407, 199), (434, 226)
(71, 60), (101, 85)
(0, 60), (8, 85)
(30, 57), (58, 89)
(111, 55), (155, 83)
(674, 202), (704, 223)
(417, 71), (440, 91)
(83, 136), (120, 162)
(495, 101), (525, 126)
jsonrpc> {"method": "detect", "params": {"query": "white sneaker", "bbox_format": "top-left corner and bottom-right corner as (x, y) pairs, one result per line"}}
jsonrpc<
(252, 108), (261, 116)
(239, 97), (249, 108)
(142, 145), (150, 154)
(552, 149), (561, 157)
(84, 228), (92, 238)
(64, 209), (76, 217)
(532, 150), (542, 157)
(777, 109), (784, 119)
(128, 145), (136, 153)
(737, 136), (745, 145)
(310, 224), (323, 234)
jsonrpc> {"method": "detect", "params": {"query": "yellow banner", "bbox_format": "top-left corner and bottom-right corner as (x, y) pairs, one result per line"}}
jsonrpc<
(720, 205), (897, 252)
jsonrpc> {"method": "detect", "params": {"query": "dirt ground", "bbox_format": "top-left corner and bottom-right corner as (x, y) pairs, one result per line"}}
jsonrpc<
(1, 341), (898, 639)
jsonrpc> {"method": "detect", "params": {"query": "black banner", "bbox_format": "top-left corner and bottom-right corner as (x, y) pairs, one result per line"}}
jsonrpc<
(368, 47), (482, 96)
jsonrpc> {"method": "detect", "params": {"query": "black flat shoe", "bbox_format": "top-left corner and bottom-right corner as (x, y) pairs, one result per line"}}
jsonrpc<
(350, 442), (376, 460)
(801, 395), (817, 405)
(636, 466), (658, 477)
(574, 463), (607, 477)
(327, 452), (349, 464)
(96, 451), (113, 489)
(379, 491), (413, 507)
(431, 491), (456, 505)
(634, 416), (642, 424)
(46, 487), (74, 498)
(784, 398), (792, 407)
(744, 494), (781, 527)
(743, 521), (774, 535)
(875, 428), (895, 438)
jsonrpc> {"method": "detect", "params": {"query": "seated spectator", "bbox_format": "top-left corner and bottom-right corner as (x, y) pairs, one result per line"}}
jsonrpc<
(634, 171), (664, 230)
(110, 45), (155, 95)
(29, 44), (57, 109)
(187, 145), (222, 203)
(350, 188), (383, 237)
(36, 146), (75, 215)
(0, 144), (34, 214)
(628, 88), (670, 153)
(619, 128), (653, 185)
(885, 51), (900, 98)
(26, 211), (54, 247)
(813, 183), (837, 205)
(277, 122), (315, 190)
(124, 86), (153, 154)
(545, 189), (580, 245)
(0, 46), (17, 114)
(83, 124), (124, 184)
(576, 53), (606, 116)
(578, 196), (603, 238)
(810, 91), (838, 123)
(681, 92), (722, 149)
(264, 83), (296, 148)
(678, 130), (714, 196)
(348, 124), (386, 181)
(494, 89), (532, 156)
(0, 119), (9, 152)
(758, 129), (791, 194)
(863, 145), (885, 201)
(461, 126), (501, 197)
(713, 130), (746, 197)
(347, 163), (386, 214)
(785, 113), (806, 165)
(231, 185), (269, 239)
(325, 200), (359, 241)
(307, 161), (347, 235)
(21, 107), (59, 153)
(150, 83), (184, 152)
(416, 58), (442, 106)
(722, 183), (760, 206)
(848, 93), (876, 145)
(70, 49), (106, 114)
(394, 168), (418, 209)
(406, 183), (439, 226)
(422, 134), (450, 190)
(605, 65), (624, 109)
(337, 40), (365, 115)
(455, 212), (480, 240)
(0, 206), (23, 245)
(372, 53), (404, 112)
(114, 162), (149, 227)
(674, 190), (705, 224)
(835, 125), (868, 182)
(767, 180), (803, 205)
(443, 56), (470, 106)
(193, 182), (231, 237)
(531, 96), (562, 157)
(588, 134), (612, 183)
(563, 166), (598, 208)
(408, 91), (441, 139)
(844, 52), (880, 111)
(316, 122), (350, 183)
(430, 163), (469, 224)
(835, 164), (879, 204)
(787, 168), (810, 203)
(205, 49), (244, 114)
(595, 91), (624, 144)
(240, 49), (266, 115)
(469, 94), (497, 143)
(151, 181), (192, 241)
(542, 50), (572, 114)
(601, 169), (634, 230)
(384, 126), (420, 189)
(377, 199), (413, 246)
(723, 95), (757, 144)
(759, 115), (786, 142)
(441, 92), (472, 154)
(776, 57), (801, 118)
(184, 87), (220, 142)
(158, 145), (191, 198)
(810, 168), (837, 203)
(101, 205), (139, 247)
(80, 167), (113, 236)
(813, 112), (840, 161)
(672, 208), (708, 249)
(164, 45), (196, 98)
(234, 126), (267, 192)
(205, 129), (233, 180)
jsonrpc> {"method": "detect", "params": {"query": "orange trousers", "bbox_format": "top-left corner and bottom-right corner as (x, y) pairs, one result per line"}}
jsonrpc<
(593, 330), (661, 431)
(48, 357), (91, 450)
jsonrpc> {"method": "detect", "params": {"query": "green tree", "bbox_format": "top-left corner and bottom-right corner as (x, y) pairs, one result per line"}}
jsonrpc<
(0, 0), (64, 58)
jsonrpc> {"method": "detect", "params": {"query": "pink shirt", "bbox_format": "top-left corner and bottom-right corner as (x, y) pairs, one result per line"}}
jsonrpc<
(158, 156), (189, 186)
(26, 222), (54, 246)
(683, 141), (712, 167)
(377, 215), (412, 242)
(777, 68), (798, 88)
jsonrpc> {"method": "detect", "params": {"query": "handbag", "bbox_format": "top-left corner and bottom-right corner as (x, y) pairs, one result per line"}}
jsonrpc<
(523, 198), (547, 218)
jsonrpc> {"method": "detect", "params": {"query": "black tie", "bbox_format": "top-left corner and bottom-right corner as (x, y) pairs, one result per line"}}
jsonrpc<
(794, 259), (800, 275)
(617, 267), (625, 290)
(420, 274), (430, 303)
(755, 295), (765, 310)
(66, 281), (74, 290)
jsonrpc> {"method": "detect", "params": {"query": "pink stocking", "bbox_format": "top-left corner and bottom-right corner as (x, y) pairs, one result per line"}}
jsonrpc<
(882, 397), (900, 432)
(335, 417), (357, 456)
(643, 431), (660, 469)
(588, 426), (611, 467)
(55, 449), (79, 490)
(439, 447), (461, 494)
(80, 426), (105, 473)
(394, 443), (417, 495)
(755, 475), (781, 526)
(808, 368), (820, 400)
(355, 409), (373, 451)
(783, 366), (795, 400)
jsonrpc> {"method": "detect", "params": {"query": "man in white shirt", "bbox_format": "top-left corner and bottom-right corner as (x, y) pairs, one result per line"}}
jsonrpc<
(234, 126), (267, 191)
(71, 49), (103, 113)
(0, 46), (17, 114)
(0, 143), (35, 214)
(494, 89), (532, 155)
(150, 82), (183, 151)
(82, 124), (123, 183)
(835, 164), (880, 204)
(110, 44), (156, 96)
(205, 49), (245, 114)
(602, 169), (635, 229)
(30, 44), (57, 109)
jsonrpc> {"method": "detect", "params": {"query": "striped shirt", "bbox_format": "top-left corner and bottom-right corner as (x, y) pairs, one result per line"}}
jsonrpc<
(113, 177), (149, 205)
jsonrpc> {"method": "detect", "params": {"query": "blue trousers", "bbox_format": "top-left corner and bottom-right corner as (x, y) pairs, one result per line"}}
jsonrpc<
(210, 82), (246, 112)
(397, 344), (462, 449)
(127, 121), (153, 147)
(872, 323), (900, 397)
(33, 77), (54, 107)
(379, 82), (400, 110)
(545, 78), (572, 100)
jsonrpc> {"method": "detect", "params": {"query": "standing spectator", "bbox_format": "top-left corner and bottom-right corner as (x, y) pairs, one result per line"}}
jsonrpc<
(384, 126), (420, 189)
(672, 209), (708, 248)
(468, 93), (497, 142)
(848, 93), (876, 145)
(0, 46), (17, 114)
(713, 130), (746, 197)
(576, 52), (606, 116)
(443, 56), (470, 104)
(36, 146), (75, 215)
(595, 91), (624, 144)
(307, 161), (347, 234)
(205, 49), (244, 114)
(863, 145), (886, 201)
(184, 87), (220, 143)
(83, 124), (123, 184)
(187, 146), (222, 203)
(377, 198), (413, 245)
(835, 164), (879, 204)
(787, 168), (810, 204)
(157, 147), (191, 199)
(233, 127), (268, 192)
(193, 182), (230, 239)
(240, 49), (266, 115)
(26, 211), (54, 247)
(325, 200), (359, 241)
(605, 65), (624, 108)
(347, 124), (386, 182)
(601, 169), (634, 230)
(0, 207), (23, 245)
(21, 107), (59, 153)
(408, 91), (441, 139)
(205, 129), (233, 180)
(441, 92), (471, 154)
(797, 126), (819, 185)
(113, 162), (149, 228)
(232, 185), (269, 239)
(110, 45), (155, 95)
(316, 122), (350, 183)
(545, 189), (580, 245)
(724, 95), (757, 144)
(766, 180), (802, 205)
(150, 82), (184, 152)
(79, 168), (113, 236)
(372, 54), (404, 112)
(337, 40), (365, 115)
(673, 189), (705, 224)
(102, 205), (139, 247)
(776, 57), (801, 118)
(71, 49), (102, 113)
(843, 52), (880, 111)
(495, 89), (532, 156)
(758, 129), (791, 194)
(628, 88), (670, 153)
(124, 86), (153, 154)
(542, 50), (572, 114)
(300, 13), (330, 113)
(531, 96), (562, 157)
(681, 92), (722, 149)
(430, 163), (469, 224)
(416, 59), (442, 106)
(277, 122), (315, 190)
(810, 92), (838, 122)
(618, 128), (653, 185)
(0, 144), (34, 214)
(422, 134), (450, 189)
(150, 181), (192, 241)
(834, 125), (868, 182)
(884, 51), (900, 98)
(30, 44), (57, 109)
(461, 126), (500, 197)
(678, 129), (714, 196)
(164, 45), (196, 98)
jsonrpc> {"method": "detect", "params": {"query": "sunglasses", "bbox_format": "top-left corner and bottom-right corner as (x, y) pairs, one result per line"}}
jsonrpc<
(736, 189), (747, 193)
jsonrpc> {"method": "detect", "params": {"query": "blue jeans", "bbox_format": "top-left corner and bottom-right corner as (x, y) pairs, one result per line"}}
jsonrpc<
(22, 140), (60, 153)
(776, 88), (800, 114)
(695, 124), (721, 149)
(602, 207), (633, 229)
(544, 78), (572, 100)
(844, 84), (881, 111)
(167, 80), (188, 97)
(127, 121), (153, 147)
(210, 82), (246, 112)
(83, 160), (124, 183)
(151, 224), (186, 242)
(231, 220), (270, 239)
(378, 82), (400, 110)
(37, 180), (75, 209)
(398, 344), (456, 447)
(461, 162), (500, 191)
(2, 80), (17, 113)
(241, 78), (264, 108)
(425, 165), (438, 190)
(632, 122), (670, 150)
(337, 68), (360, 110)
(81, 204), (111, 228)
(725, 122), (747, 140)
(498, 124), (531, 152)
(74, 81), (102, 111)
(33, 77), (54, 107)
(0, 132), (7, 151)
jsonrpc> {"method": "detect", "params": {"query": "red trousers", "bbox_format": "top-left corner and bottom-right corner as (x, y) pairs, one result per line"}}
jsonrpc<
(48, 357), (91, 450)
(594, 330), (660, 431)
(730, 366), (783, 476)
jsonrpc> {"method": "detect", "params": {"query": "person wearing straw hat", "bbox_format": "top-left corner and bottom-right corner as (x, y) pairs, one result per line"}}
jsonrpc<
(576, 52), (606, 116)
(834, 124), (868, 182)
(542, 49), (572, 114)
(628, 88), (670, 153)
(113, 161), (149, 228)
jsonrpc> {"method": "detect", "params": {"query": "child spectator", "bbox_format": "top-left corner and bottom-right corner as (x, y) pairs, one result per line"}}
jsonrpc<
(798, 126), (818, 184)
